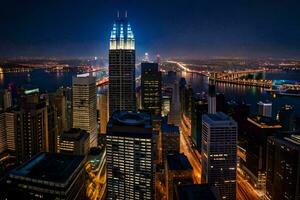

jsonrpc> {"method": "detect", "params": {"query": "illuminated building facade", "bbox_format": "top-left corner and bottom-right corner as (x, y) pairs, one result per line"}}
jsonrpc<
(0, 111), (17, 154)
(162, 95), (171, 117)
(106, 111), (154, 200)
(179, 78), (193, 120)
(4, 111), (17, 152)
(58, 128), (90, 156)
(72, 74), (97, 147)
(161, 120), (180, 162)
(162, 87), (173, 117)
(241, 116), (281, 189)
(15, 89), (48, 163)
(165, 153), (193, 200)
(168, 81), (180, 126)
(52, 88), (69, 132)
(6, 152), (86, 200)
(47, 103), (59, 153)
(201, 112), (237, 200)
(141, 62), (162, 117)
(109, 15), (136, 115)
(266, 135), (300, 200)
(0, 112), (6, 154)
(257, 101), (272, 118)
(0, 89), (12, 111)
(191, 97), (208, 151)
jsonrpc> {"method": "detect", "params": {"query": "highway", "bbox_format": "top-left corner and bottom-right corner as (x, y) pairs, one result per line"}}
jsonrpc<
(86, 150), (107, 200)
(180, 114), (201, 183)
(237, 171), (260, 200)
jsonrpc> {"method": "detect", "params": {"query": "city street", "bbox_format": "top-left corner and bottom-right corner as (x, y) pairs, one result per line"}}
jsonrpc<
(180, 113), (261, 200)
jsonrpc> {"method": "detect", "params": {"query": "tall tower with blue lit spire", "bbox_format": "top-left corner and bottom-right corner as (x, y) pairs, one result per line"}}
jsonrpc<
(109, 13), (136, 116)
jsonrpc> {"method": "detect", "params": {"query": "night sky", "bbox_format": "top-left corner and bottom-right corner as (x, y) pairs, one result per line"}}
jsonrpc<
(1, 0), (300, 59)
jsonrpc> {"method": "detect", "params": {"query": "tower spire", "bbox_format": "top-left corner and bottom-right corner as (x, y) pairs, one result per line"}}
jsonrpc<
(117, 10), (120, 18)
(125, 10), (128, 18)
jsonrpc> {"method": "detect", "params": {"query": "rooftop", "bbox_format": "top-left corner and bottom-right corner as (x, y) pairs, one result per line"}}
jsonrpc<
(258, 101), (272, 106)
(205, 112), (230, 121)
(176, 184), (220, 200)
(24, 88), (39, 95)
(268, 134), (300, 151)
(61, 128), (89, 141)
(76, 73), (90, 77)
(167, 153), (192, 171)
(203, 112), (237, 127)
(72, 74), (96, 85)
(283, 134), (300, 147)
(9, 152), (85, 183)
(108, 111), (152, 128)
(248, 116), (282, 129)
(107, 111), (153, 137)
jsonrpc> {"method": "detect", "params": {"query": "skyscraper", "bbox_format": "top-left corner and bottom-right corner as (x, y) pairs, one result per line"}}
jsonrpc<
(201, 112), (237, 200)
(168, 81), (181, 126)
(72, 73), (97, 147)
(0, 110), (17, 155)
(165, 153), (193, 200)
(6, 152), (86, 200)
(161, 120), (180, 163)
(47, 102), (59, 153)
(109, 14), (136, 116)
(52, 88), (68, 132)
(0, 89), (12, 111)
(0, 112), (6, 154)
(58, 128), (90, 156)
(191, 96), (207, 151)
(162, 87), (172, 117)
(141, 62), (162, 117)
(15, 88), (48, 163)
(4, 111), (17, 152)
(208, 78), (216, 114)
(278, 104), (296, 132)
(241, 116), (281, 188)
(257, 101), (272, 118)
(106, 111), (154, 200)
(266, 135), (300, 200)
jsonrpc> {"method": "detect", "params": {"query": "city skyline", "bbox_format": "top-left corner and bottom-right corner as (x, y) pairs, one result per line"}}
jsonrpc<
(1, 2), (300, 200)
(0, 0), (300, 59)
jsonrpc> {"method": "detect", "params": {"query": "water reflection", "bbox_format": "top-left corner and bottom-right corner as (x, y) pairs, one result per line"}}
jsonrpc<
(178, 71), (300, 116)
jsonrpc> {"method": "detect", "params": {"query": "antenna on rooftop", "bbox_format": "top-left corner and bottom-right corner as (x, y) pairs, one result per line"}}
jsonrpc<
(117, 11), (120, 18)
(125, 10), (128, 18)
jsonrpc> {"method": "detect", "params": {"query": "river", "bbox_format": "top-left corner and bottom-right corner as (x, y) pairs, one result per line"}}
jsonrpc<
(0, 69), (299, 116)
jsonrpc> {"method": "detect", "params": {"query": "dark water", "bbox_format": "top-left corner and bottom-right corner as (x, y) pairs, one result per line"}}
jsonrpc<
(0, 69), (76, 93)
(180, 71), (300, 116)
(0, 69), (106, 93)
(1, 69), (300, 116)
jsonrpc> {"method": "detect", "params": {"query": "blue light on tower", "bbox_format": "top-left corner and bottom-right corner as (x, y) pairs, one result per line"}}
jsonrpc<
(109, 15), (135, 50)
